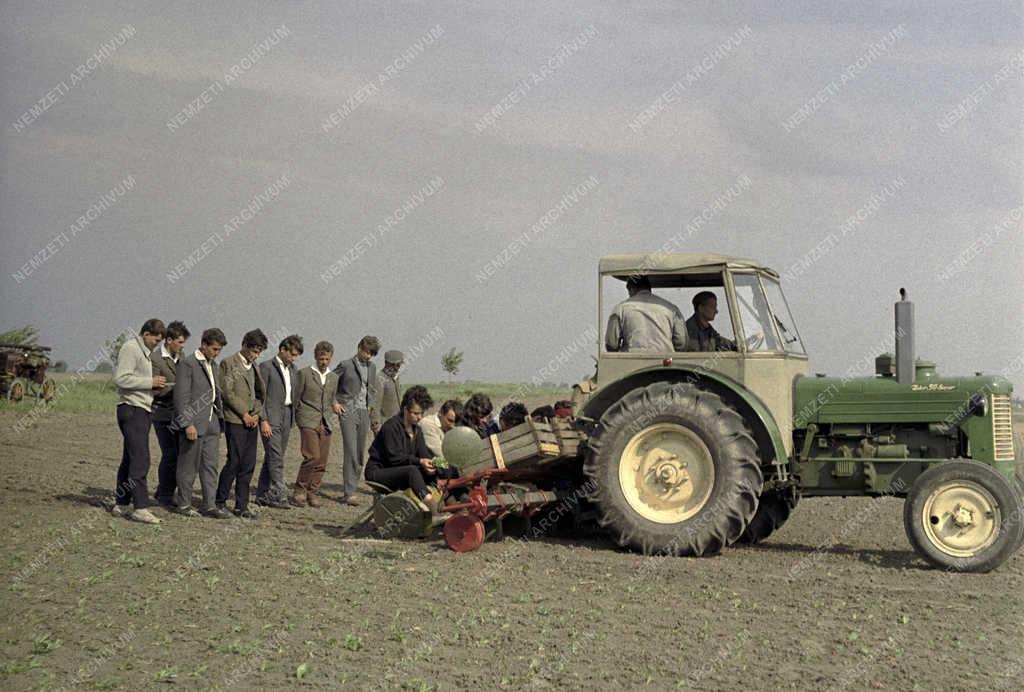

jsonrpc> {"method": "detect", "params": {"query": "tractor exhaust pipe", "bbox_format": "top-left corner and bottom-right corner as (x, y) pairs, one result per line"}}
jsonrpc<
(895, 288), (914, 385)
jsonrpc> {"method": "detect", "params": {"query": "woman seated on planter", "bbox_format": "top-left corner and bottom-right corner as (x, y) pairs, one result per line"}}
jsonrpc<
(365, 385), (456, 512)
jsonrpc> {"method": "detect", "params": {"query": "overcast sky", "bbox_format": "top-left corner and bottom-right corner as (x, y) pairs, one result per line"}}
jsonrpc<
(1, 1), (1021, 388)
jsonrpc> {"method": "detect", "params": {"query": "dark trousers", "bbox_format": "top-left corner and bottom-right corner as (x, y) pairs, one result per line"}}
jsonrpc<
(115, 404), (151, 508)
(365, 463), (429, 499)
(217, 422), (258, 510)
(153, 420), (179, 505)
(257, 407), (293, 502)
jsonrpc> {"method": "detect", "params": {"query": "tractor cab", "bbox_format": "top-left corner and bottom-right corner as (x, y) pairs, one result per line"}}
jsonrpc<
(592, 253), (810, 455)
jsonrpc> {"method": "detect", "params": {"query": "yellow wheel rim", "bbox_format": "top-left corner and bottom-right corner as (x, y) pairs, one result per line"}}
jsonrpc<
(618, 423), (715, 524)
(921, 480), (1000, 558)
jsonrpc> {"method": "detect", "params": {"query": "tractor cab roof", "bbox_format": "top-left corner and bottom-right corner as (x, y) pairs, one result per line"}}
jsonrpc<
(599, 253), (778, 287)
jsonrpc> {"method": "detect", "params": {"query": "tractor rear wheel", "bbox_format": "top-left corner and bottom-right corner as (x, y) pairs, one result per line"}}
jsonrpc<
(737, 488), (798, 544)
(584, 382), (762, 556)
(903, 461), (1023, 572)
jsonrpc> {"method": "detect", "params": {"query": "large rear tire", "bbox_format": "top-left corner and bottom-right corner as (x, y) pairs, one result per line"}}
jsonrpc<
(737, 488), (798, 544)
(903, 461), (1023, 573)
(584, 382), (762, 556)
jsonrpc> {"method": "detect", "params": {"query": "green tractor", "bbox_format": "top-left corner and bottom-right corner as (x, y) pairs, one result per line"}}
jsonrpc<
(574, 253), (1021, 573)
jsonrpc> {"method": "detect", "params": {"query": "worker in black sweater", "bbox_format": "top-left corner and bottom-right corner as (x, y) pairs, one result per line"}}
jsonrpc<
(365, 385), (456, 511)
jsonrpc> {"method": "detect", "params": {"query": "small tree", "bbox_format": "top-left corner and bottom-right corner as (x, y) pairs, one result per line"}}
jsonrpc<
(441, 347), (463, 383)
(106, 332), (131, 369)
(51, 361), (67, 373)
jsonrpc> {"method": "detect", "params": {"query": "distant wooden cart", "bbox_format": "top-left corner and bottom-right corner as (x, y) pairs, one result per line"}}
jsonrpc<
(0, 343), (56, 402)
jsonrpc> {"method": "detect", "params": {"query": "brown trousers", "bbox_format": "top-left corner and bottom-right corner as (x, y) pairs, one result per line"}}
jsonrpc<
(294, 426), (332, 498)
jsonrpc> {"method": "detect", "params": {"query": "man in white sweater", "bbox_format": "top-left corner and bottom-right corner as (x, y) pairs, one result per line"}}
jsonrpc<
(418, 399), (463, 459)
(112, 319), (167, 524)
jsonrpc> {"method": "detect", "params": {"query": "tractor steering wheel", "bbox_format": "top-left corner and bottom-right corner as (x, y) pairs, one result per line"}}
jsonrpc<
(745, 332), (765, 351)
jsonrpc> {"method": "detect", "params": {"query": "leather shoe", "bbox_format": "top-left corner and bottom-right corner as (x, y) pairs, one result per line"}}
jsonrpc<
(339, 496), (359, 507)
(238, 509), (257, 519)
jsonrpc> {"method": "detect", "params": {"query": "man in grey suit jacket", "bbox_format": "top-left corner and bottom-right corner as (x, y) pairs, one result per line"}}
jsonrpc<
(172, 328), (227, 518)
(256, 334), (303, 508)
(333, 335), (380, 505)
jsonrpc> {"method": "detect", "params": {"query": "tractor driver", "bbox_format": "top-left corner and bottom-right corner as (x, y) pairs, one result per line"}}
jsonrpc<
(605, 275), (688, 352)
(685, 291), (737, 352)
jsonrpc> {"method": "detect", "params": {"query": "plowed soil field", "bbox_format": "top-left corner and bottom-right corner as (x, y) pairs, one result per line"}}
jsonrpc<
(1, 411), (1022, 690)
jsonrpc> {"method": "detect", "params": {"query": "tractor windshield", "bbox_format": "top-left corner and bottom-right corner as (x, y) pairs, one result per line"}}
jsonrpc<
(761, 277), (805, 354)
(731, 273), (782, 352)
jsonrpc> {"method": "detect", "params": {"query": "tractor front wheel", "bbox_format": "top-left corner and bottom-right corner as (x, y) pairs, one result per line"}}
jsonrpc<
(584, 382), (763, 556)
(903, 461), (1023, 573)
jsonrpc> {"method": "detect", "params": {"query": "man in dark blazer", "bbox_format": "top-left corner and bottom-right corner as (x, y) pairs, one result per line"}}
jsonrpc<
(256, 334), (303, 508)
(333, 335), (380, 505)
(151, 321), (190, 507)
(172, 328), (227, 518)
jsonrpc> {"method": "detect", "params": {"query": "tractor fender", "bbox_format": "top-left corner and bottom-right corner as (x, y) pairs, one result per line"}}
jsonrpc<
(581, 365), (789, 468)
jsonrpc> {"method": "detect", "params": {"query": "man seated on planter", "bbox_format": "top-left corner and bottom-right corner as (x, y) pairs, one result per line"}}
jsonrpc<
(365, 385), (457, 513)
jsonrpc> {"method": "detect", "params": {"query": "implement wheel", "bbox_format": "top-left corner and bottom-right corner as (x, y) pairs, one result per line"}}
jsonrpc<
(39, 378), (56, 402)
(6, 378), (25, 402)
(904, 461), (1023, 573)
(737, 488), (798, 544)
(444, 513), (485, 552)
(584, 382), (762, 556)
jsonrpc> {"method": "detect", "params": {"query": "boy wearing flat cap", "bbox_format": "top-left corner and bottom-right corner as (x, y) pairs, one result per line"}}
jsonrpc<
(372, 349), (403, 434)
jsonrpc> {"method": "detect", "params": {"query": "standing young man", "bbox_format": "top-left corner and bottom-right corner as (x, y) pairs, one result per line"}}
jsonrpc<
(151, 321), (190, 508)
(372, 350), (403, 434)
(172, 328), (227, 518)
(217, 329), (267, 518)
(333, 335), (380, 506)
(291, 341), (342, 507)
(112, 319), (166, 524)
(256, 334), (303, 508)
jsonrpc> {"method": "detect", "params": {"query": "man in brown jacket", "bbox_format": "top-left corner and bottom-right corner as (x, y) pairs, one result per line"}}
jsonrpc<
(291, 341), (342, 507)
(216, 329), (267, 518)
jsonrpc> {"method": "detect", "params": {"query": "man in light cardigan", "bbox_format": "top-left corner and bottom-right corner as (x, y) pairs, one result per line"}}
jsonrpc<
(112, 319), (167, 524)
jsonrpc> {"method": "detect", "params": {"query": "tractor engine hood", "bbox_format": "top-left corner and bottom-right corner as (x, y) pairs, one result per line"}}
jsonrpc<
(793, 360), (1013, 427)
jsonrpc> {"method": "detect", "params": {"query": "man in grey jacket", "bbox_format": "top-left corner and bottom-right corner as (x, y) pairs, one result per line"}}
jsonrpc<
(256, 334), (303, 508)
(333, 335), (380, 505)
(172, 328), (227, 518)
(112, 319), (166, 524)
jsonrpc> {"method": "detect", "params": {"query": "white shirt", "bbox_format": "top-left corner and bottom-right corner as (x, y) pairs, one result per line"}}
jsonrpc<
(312, 366), (329, 386)
(159, 342), (178, 362)
(195, 348), (217, 421)
(238, 352), (251, 370)
(276, 355), (292, 405)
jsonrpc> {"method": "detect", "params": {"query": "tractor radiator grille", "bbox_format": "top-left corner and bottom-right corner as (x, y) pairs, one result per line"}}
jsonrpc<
(991, 395), (1014, 461)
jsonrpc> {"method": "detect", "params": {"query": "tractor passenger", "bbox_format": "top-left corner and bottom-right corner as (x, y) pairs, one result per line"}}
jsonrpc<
(684, 291), (736, 352)
(365, 385), (456, 512)
(605, 276), (687, 352)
